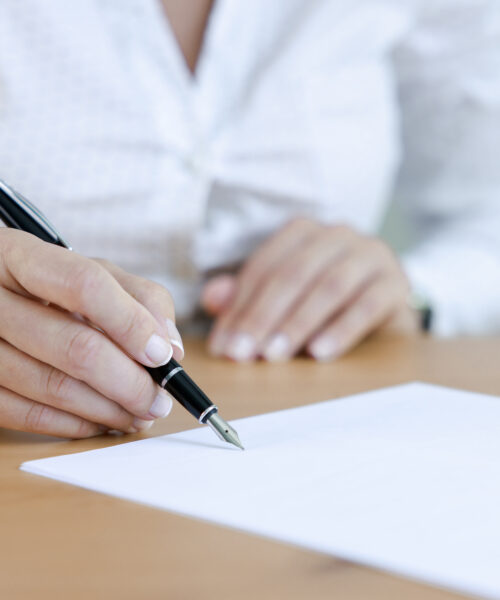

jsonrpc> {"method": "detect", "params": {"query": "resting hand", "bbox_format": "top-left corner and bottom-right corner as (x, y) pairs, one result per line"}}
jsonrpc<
(203, 219), (419, 362)
(0, 229), (183, 438)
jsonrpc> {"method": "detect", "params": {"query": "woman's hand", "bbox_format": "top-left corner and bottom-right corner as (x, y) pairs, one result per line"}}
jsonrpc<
(0, 229), (184, 438)
(203, 219), (419, 362)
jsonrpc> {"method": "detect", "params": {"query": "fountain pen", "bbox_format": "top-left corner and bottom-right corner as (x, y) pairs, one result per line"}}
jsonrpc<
(0, 179), (244, 450)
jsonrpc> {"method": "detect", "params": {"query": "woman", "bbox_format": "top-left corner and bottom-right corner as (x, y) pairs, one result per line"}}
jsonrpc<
(0, 0), (499, 437)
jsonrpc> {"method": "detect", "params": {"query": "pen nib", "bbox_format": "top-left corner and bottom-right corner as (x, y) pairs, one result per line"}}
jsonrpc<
(206, 413), (245, 450)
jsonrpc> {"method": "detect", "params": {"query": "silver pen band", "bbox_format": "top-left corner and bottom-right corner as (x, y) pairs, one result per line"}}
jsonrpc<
(198, 405), (218, 423)
(160, 366), (183, 387)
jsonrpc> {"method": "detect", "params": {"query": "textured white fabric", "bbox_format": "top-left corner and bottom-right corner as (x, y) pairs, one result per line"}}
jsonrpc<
(0, 0), (499, 333)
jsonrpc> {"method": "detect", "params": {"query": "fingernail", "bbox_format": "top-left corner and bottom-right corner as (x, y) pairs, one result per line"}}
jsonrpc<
(145, 334), (173, 366)
(226, 333), (256, 362)
(148, 390), (173, 419)
(209, 330), (229, 356)
(166, 318), (184, 360)
(131, 418), (154, 432)
(262, 333), (291, 362)
(309, 337), (340, 361)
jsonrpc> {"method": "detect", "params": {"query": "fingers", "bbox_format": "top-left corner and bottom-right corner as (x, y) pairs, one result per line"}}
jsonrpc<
(260, 243), (381, 360)
(208, 219), (318, 346)
(0, 339), (153, 433)
(209, 218), (319, 355)
(0, 386), (102, 439)
(0, 287), (172, 420)
(207, 221), (414, 363)
(95, 258), (184, 361)
(219, 227), (357, 361)
(201, 274), (237, 316)
(1, 231), (173, 367)
(307, 275), (408, 360)
(0, 231), (178, 438)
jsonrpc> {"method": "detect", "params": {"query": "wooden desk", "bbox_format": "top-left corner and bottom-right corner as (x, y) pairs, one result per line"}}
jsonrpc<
(1, 336), (499, 600)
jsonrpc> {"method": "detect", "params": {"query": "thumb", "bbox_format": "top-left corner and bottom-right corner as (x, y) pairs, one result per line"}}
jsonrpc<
(201, 274), (237, 316)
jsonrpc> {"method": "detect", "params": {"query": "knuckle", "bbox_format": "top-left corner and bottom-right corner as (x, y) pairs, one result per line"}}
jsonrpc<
(64, 261), (106, 308)
(329, 223), (355, 239)
(44, 367), (73, 401)
(126, 373), (154, 415)
(239, 311), (269, 333)
(321, 272), (344, 296)
(286, 312), (312, 335)
(92, 257), (114, 272)
(320, 226), (336, 244)
(285, 216), (316, 232)
(143, 280), (175, 310)
(120, 307), (152, 344)
(24, 401), (51, 433)
(141, 278), (166, 297)
(366, 236), (392, 261)
(276, 259), (301, 282)
(371, 236), (387, 251)
(358, 293), (380, 318)
(109, 412), (134, 432)
(325, 226), (359, 254)
(72, 418), (96, 439)
(93, 256), (111, 267)
(65, 327), (101, 374)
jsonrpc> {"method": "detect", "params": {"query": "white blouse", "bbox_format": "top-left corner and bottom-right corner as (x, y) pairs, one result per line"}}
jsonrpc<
(0, 0), (499, 334)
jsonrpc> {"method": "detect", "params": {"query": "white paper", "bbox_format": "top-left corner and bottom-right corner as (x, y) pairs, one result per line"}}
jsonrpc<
(21, 383), (500, 599)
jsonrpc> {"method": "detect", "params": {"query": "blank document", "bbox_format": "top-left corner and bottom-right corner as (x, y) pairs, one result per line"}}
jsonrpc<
(21, 383), (500, 599)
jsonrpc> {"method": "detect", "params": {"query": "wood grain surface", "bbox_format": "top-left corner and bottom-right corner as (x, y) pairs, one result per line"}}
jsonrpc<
(1, 335), (498, 600)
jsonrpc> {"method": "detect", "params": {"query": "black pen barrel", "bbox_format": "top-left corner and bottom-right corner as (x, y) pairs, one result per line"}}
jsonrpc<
(146, 360), (215, 422)
(0, 181), (68, 247)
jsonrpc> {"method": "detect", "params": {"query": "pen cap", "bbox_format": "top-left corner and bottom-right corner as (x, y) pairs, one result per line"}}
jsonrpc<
(0, 179), (70, 248)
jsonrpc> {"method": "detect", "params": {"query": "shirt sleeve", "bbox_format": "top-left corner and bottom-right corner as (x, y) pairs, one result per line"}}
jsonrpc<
(392, 0), (500, 336)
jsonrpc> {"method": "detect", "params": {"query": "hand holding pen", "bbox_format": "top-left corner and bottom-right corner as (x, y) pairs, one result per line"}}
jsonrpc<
(0, 180), (243, 448)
